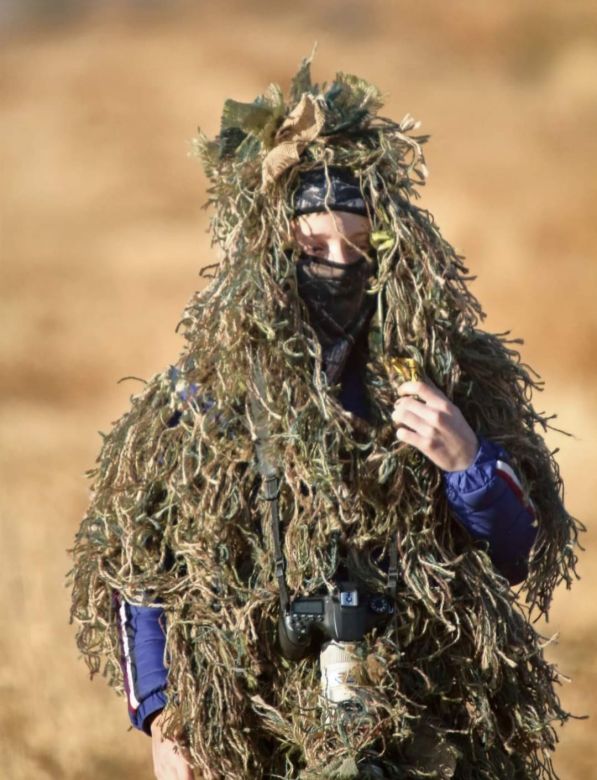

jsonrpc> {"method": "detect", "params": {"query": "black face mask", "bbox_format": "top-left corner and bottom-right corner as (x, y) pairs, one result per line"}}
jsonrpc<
(295, 253), (371, 345)
(295, 252), (376, 384)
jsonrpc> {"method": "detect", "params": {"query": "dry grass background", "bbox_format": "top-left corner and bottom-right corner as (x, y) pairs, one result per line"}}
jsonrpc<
(1, 1), (596, 777)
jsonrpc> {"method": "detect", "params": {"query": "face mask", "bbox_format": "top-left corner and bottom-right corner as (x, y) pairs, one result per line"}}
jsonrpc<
(295, 253), (371, 346)
(295, 252), (376, 385)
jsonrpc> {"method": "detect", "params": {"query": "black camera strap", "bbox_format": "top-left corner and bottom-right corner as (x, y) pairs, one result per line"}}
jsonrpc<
(387, 538), (398, 599)
(249, 372), (290, 613)
(264, 473), (290, 613)
(249, 368), (399, 614)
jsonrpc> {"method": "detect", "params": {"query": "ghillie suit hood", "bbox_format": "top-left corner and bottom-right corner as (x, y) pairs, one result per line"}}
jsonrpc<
(68, 53), (583, 779)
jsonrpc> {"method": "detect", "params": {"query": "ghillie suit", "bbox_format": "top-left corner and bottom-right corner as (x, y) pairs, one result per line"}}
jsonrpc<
(68, 53), (583, 779)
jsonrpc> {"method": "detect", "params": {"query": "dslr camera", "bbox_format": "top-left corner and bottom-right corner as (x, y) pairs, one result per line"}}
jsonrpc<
(277, 580), (395, 661)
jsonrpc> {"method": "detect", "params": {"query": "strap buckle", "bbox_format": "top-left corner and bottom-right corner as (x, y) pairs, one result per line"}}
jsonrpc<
(263, 474), (280, 501)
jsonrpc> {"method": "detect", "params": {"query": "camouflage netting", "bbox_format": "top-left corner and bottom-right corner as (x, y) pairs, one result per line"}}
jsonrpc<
(68, 53), (583, 779)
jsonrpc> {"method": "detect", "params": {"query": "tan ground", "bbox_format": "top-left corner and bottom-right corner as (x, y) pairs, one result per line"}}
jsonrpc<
(1, 2), (596, 777)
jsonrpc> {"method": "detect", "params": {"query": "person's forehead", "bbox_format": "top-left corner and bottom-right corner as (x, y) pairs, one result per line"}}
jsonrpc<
(293, 211), (371, 239)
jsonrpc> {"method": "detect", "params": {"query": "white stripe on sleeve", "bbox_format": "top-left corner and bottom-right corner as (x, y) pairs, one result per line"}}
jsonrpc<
(118, 598), (140, 710)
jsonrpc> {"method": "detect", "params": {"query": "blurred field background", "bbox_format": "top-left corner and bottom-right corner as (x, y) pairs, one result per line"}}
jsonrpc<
(1, 1), (596, 777)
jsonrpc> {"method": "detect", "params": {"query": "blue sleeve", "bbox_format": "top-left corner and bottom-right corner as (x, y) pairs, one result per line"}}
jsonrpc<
(113, 591), (168, 735)
(443, 436), (538, 585)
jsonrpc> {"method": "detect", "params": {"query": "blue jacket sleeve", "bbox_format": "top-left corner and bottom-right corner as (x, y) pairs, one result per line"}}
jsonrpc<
(443, 436), (538, 585)
(113, 591), (168, 735)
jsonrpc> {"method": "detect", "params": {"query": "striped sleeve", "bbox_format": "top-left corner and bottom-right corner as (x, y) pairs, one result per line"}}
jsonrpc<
(443, 436), (538, 585)
(495, 457), (535, 514)
(113, 591), (169, 735)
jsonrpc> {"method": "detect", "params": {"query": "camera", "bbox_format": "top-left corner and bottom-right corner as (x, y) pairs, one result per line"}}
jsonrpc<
(277, 581), (394, 661)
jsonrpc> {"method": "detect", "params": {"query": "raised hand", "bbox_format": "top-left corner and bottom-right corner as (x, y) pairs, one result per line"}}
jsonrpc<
(391, 380), (479, 472)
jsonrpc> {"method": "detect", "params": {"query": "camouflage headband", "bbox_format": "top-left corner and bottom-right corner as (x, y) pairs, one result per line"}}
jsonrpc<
(291, 166), (368, 217)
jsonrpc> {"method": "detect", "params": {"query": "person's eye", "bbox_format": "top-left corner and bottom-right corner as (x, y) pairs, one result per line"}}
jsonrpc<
(348, 244), (368, 260)
(344, 237), (370, 255)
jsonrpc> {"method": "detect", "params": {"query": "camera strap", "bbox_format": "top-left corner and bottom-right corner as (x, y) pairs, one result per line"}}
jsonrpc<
(249, 367), (399, 613)
(264, 474), (290, 613)
(387, 538), (398, 599)
(249, 369), (290, 613)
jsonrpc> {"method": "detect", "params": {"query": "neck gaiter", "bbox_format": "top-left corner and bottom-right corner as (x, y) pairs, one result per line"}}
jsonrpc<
(296, 252), (375, 384)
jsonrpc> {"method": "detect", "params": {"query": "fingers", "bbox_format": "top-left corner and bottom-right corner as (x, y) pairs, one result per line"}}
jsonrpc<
(392, 396), (448, 431)
(392, 380), (479, 470)
(395, 425), (436, 459)
(152, 734), (194, 780)
(395, 420), (454, 468)
(392, 404), (436, 443)
(397, 380), (449, 410)
(392, 399), (444, 462)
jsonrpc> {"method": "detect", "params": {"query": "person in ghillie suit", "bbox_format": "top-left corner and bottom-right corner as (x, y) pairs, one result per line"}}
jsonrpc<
(67, 52), (583, 780)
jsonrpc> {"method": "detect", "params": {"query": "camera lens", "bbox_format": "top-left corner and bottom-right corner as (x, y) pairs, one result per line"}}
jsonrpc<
(369, 595), (393, 615)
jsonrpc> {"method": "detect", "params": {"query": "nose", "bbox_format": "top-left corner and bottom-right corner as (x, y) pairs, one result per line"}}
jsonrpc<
(327, 239), (356, 265)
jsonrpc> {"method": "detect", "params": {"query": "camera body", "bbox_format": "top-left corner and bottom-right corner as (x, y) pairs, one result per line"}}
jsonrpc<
(278, 581), (394, 661)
